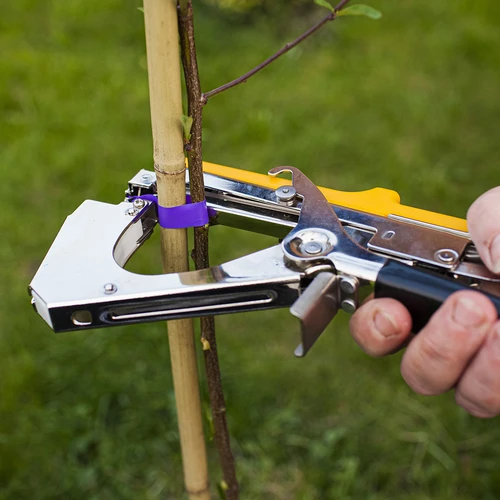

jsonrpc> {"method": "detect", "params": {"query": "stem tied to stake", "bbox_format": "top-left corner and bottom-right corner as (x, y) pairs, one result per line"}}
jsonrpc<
(173, 0), (381, 495)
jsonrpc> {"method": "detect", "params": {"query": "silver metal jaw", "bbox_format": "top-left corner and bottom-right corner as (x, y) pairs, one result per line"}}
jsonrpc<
(29, 199), (302, 332)
(30, 166), (500, 356)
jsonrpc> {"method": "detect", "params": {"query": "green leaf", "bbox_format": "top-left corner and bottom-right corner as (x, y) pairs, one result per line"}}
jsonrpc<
(181, 114), (193, 142)
(203, 404), (215, 441)
(337, 4), (382, 19)
(216, 480), (228, 499)
(314, 0), (335, 13)
(137, 6), (144, 13)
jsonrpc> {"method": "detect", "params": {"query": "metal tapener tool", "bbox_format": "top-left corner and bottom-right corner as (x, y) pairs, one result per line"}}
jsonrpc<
(29, 166), (500, 356)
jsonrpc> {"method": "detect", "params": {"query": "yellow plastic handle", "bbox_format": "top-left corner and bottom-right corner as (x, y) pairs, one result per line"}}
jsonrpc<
(202, 162), (468, 233)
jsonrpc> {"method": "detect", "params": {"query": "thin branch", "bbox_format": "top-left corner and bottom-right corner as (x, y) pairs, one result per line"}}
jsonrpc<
(178, 2), (239, 499)
(335, 0), (352, 11)
(201, 0), (351, 103)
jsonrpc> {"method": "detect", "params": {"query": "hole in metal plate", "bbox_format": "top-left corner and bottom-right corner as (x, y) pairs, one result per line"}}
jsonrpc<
(71, 310), (93, 326)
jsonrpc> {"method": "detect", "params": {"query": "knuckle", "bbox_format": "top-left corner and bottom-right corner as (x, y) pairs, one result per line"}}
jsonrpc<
(472, 379), (500, 415)
(487, 341), (500, 370)
(400, 362), (441, 396)
(455, 391), (500, 419)
(482, 394), (500, 416)
(418, 333), (458, 367)
(460, 404), (496, 419)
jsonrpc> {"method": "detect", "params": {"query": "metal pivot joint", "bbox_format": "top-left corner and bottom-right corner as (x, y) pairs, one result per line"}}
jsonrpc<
(268, 166), (386, 354)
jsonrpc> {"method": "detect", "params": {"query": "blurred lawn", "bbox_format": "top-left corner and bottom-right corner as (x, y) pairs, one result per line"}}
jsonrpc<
(2, 1), (500, 498)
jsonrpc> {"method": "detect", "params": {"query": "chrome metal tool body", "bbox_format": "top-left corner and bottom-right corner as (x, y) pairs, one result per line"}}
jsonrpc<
(30, 165), (500, 356)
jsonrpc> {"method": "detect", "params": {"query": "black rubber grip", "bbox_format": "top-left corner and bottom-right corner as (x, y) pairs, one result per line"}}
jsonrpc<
(375, 260), (500, 332)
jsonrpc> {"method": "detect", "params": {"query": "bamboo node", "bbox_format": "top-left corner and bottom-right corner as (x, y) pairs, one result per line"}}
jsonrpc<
(186, 485), (211, 497)
(154, 163), (186, 176)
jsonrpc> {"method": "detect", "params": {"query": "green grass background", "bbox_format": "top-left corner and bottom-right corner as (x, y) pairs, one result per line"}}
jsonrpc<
(2, 1), (500, 498)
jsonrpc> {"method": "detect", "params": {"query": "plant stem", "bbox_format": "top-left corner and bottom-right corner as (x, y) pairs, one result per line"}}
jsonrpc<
(201, 0), (350, 103)
(143, 1), (210, 498)
(178, 1), (239, 499)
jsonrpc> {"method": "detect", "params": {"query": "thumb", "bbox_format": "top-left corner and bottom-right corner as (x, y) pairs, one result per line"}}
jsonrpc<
(467, 186), (500, 275)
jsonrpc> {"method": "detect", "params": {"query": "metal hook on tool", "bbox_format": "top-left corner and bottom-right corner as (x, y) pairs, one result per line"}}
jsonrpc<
(269, 166), (385, 356)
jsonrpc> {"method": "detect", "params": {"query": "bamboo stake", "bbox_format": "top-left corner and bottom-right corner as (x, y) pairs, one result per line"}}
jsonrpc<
(142, 1), (210, 498)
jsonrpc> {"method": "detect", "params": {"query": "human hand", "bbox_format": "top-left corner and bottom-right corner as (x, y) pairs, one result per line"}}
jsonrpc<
(350, 187), (500, 417)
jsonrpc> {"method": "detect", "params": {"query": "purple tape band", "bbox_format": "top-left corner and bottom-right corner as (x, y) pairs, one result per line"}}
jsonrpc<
(128, 194), (216, 229)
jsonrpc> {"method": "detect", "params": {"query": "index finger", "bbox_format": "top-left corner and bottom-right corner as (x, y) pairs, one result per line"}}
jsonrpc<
(467, 186), (500, 275)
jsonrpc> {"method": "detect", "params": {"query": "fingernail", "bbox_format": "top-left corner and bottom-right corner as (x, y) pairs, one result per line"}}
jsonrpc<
(452, 297), (486, 328)
(374, 311), (399, 338)
(490, 233), (500, 274)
